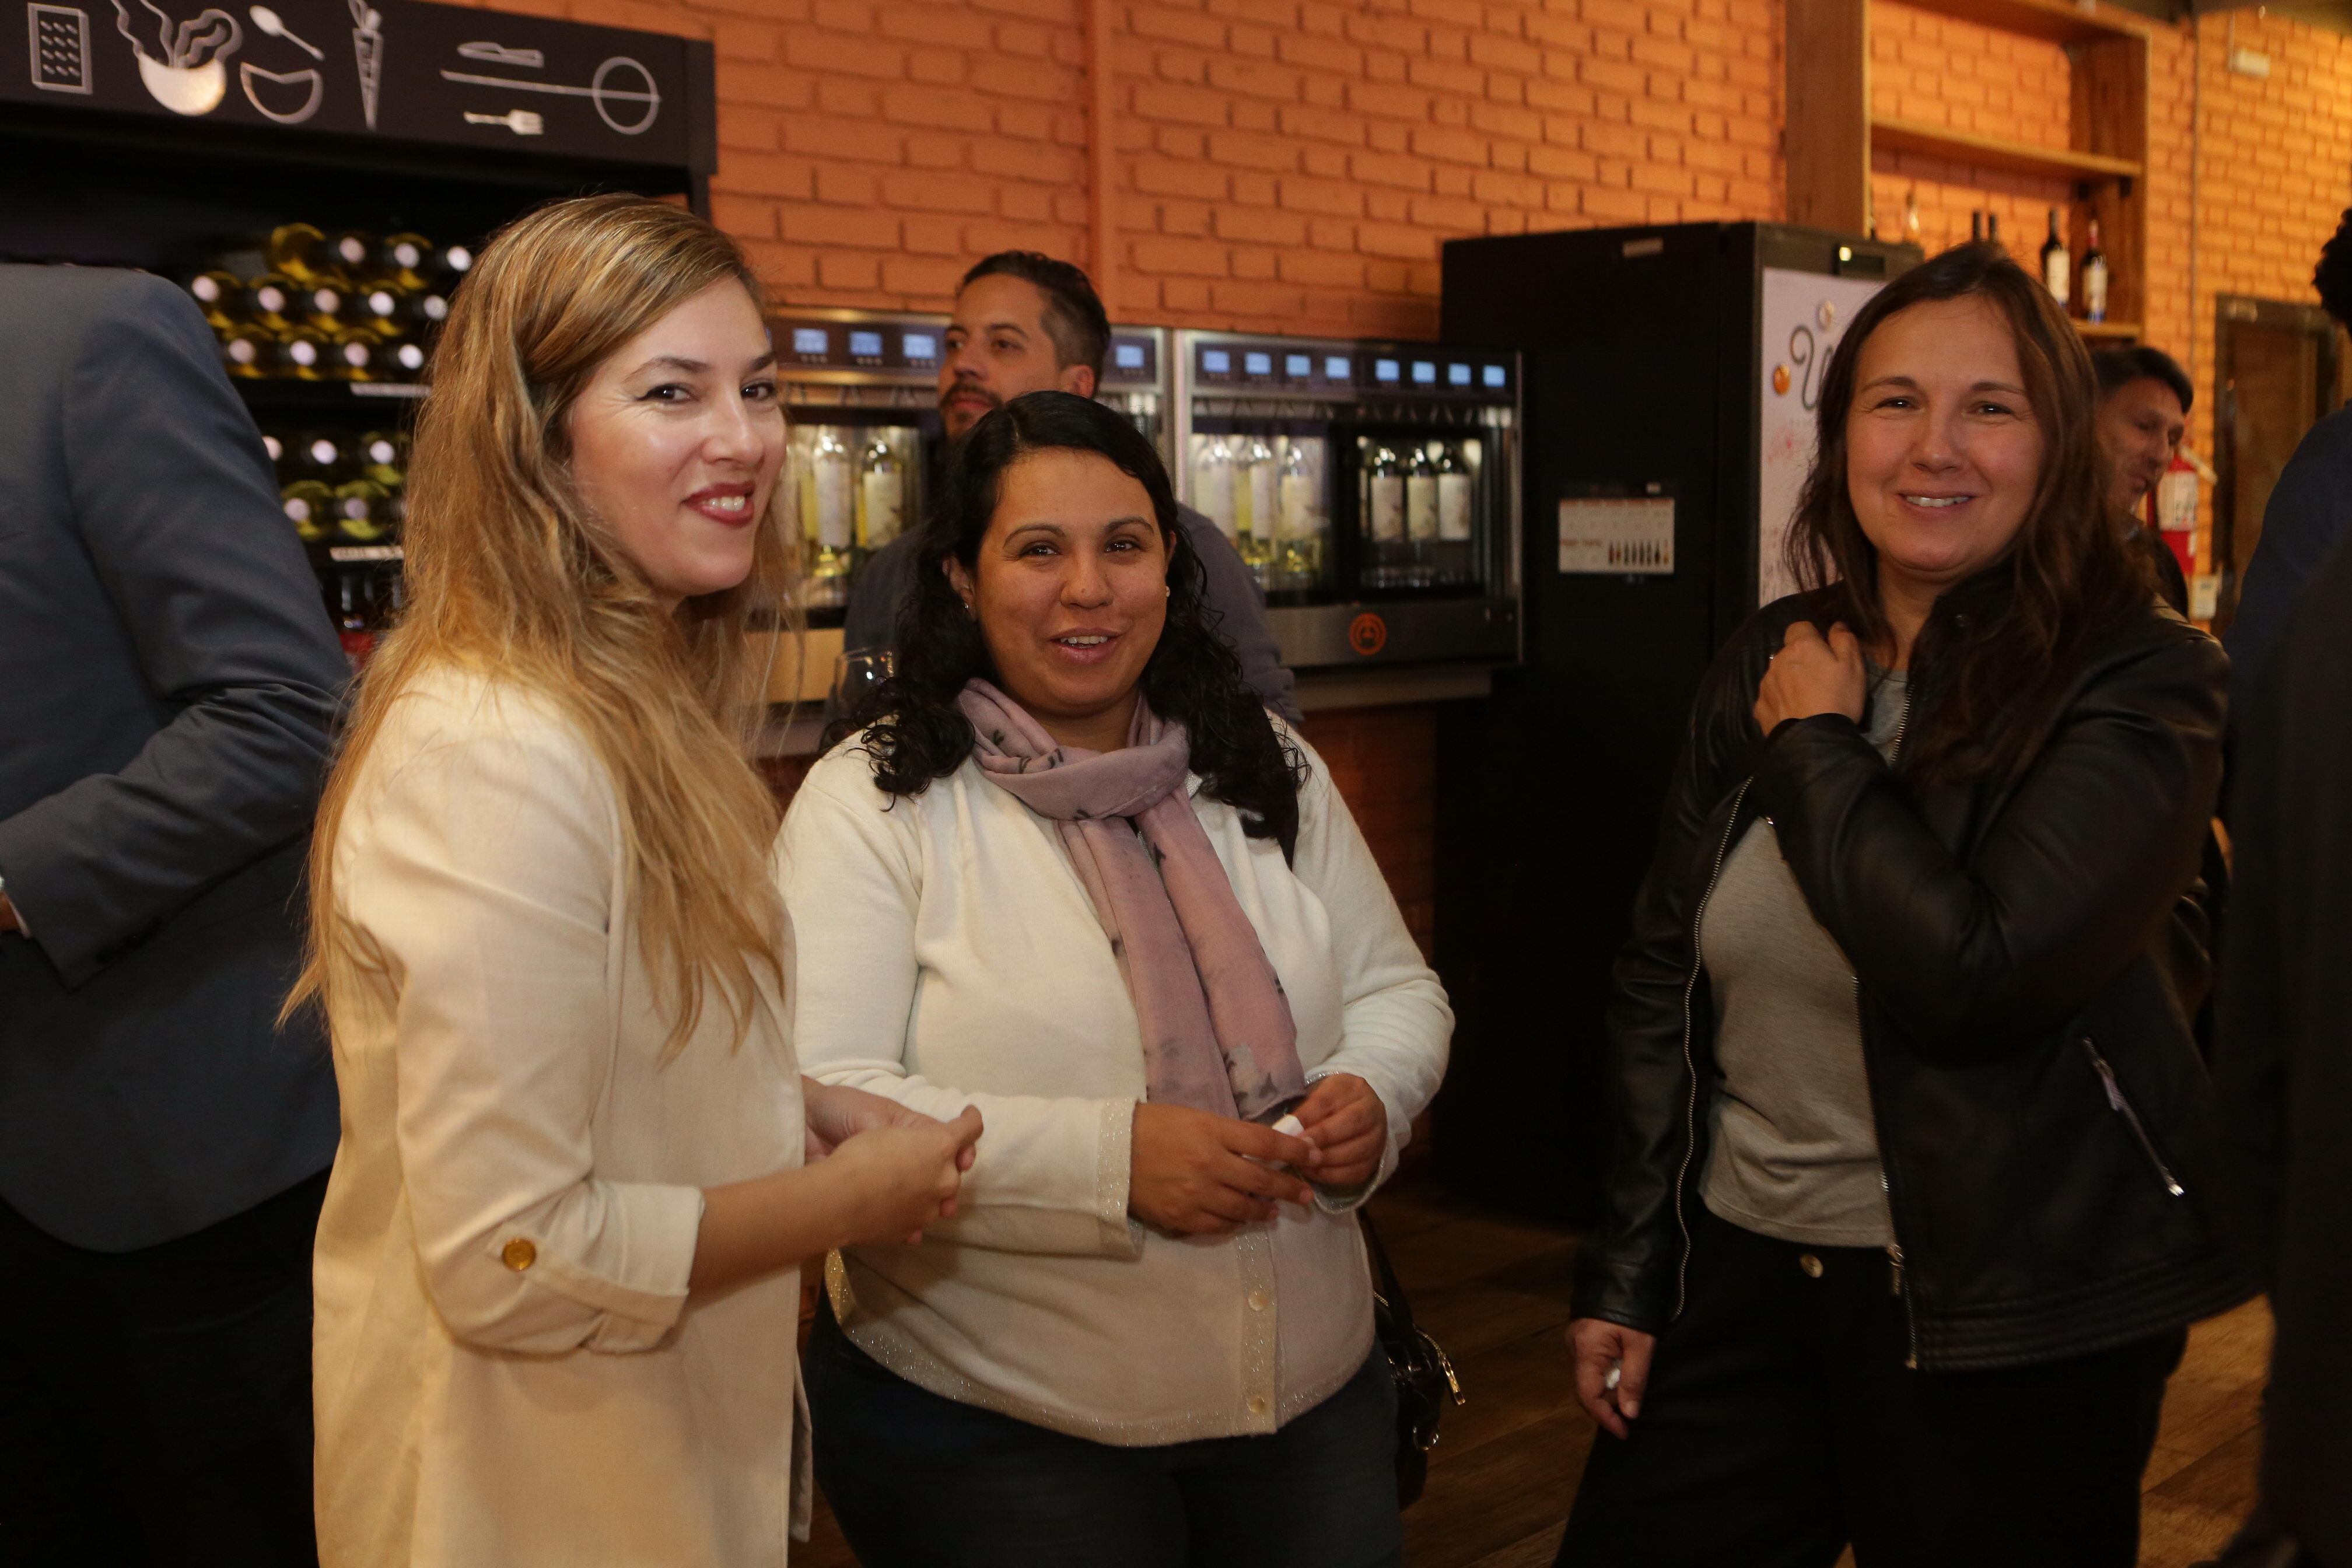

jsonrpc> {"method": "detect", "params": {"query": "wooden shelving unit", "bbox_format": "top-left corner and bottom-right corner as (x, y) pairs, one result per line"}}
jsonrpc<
(1788, 0), (2152, 331)
(1868, 117), (2143, 183)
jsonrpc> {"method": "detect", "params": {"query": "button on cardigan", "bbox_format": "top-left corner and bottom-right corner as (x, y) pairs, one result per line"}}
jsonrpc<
(312, 668), (809, 1567)
(776, 726), (1451, 1444)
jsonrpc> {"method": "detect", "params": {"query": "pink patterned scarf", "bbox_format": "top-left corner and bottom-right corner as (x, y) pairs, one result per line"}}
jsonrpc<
(957, 679), (1306, 1123)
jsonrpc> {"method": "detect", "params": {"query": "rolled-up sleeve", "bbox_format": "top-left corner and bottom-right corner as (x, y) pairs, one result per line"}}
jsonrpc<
(340, 714), (704, 1353)
(1287, 737), (1453, 1209)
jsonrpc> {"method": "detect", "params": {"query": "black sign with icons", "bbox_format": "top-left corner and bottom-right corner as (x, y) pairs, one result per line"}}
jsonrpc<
(1, 0), (710, 174)
(775, 315), (944, 374)
(1192, 338), (1510, 397)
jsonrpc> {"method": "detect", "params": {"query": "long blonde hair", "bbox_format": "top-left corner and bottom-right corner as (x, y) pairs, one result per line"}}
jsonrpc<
(290, 194), (795, 1053)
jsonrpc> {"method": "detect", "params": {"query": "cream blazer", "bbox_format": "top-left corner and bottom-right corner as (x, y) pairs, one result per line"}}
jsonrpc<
(777, 727), (1451, 1444)
(313, 666), (809, 1567)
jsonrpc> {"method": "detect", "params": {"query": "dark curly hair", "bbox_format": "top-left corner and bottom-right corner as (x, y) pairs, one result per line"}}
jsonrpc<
(828, 391), (1307, 855)
(2315, 208), (2352, 331)
(1787, 242), (2153, 785)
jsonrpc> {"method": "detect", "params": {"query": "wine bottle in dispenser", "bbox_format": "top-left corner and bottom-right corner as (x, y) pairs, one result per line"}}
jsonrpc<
(1240, 437), (1277, 582)
(807, 428), (855, 606)
(1276, 438), (1325, 591)
(858, 435), (905, 552)
(1364, 443), (1406, 589)
(1194, 437), (1237, 544)
(1435, 442), (1474, 584)
(1404, 444), (1438, 586)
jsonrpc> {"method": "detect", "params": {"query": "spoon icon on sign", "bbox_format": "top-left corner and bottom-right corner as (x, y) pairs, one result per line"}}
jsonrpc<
(249, 5), (321, 58)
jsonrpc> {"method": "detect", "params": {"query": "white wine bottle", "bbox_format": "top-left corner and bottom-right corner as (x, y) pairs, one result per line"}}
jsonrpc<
(2081, 220), (2109, 324)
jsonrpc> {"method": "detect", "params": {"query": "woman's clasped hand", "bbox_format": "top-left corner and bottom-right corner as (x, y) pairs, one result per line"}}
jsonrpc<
(1752, 620), (1867, 734)
(803, 1082), (983, 1245)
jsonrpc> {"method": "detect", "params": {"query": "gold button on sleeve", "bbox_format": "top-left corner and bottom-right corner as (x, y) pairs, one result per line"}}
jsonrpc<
(1247, 1394), (1270, 1417)
(1798, 1253), (1824, 1279)
(1248, 1289), (1271, 1312)
(501, 1238), (537, 1272)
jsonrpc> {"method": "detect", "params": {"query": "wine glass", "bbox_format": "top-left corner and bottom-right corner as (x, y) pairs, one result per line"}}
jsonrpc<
(830, 647), (895, 716)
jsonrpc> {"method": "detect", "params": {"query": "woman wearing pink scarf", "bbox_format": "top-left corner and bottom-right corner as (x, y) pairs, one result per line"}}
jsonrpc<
(777, 392), (1451, 1567)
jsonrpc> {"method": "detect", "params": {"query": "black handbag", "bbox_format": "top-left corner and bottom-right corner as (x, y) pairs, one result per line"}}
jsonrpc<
(1362, 1213), (1464, 1509)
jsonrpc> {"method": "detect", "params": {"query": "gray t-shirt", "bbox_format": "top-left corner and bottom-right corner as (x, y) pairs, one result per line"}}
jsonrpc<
(1698, 671), (1909, 1248)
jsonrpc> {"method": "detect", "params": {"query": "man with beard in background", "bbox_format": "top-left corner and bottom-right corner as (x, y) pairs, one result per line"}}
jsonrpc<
(839, 252), (1299, 724)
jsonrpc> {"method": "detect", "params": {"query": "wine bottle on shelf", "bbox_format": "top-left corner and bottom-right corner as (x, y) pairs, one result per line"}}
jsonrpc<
(220, 327), (278, 379)
(1903, 187), (1922, 248)
(292, 431), (350, 484)
(1986, 212), (2001, 246)
(381, 232), (435, 292)
(332, 477), (394, 544)
(2082, 220), (2109, 324)
(2041, 209), (2071, 309)
(280, 329), (331, 380)
(187, 270), (248, 332)
(357, 430), (406, 488)
(300, 282), (349, 335)
(1971, 211), (1985, 243)
(265, 223), (337, 286)
(246, 274), (300, 335)
(282, 480), (332, 545)
(261, 432), (286, 468)
(331, 327), (382, 381)
(1193, 437), (1237, 544)
(328, 230), (380, 282)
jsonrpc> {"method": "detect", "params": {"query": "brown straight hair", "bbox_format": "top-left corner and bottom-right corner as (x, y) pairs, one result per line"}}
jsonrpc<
(1785, 242), (2152, 783)
(289, 194), (797, 1055)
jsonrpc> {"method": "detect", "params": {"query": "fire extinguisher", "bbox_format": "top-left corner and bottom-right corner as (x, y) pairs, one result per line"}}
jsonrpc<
(2154, 444), (2216, 618)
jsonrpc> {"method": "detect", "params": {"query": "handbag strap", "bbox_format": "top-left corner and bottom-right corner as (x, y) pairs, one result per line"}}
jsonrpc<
(1359, 1212), (1418, 1339)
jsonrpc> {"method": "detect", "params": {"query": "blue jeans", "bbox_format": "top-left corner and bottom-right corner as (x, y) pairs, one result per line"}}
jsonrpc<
(807, 1297), (1404, 1568)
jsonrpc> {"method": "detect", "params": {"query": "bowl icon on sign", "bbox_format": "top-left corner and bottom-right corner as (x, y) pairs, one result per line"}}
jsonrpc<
(110, 1), (243, 116)
(138, 49), (227, 112)
(1348, 612), (1388, 658)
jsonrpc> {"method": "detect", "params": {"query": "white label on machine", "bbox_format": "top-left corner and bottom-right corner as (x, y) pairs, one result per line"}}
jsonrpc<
(1559, 496), (1675, 575)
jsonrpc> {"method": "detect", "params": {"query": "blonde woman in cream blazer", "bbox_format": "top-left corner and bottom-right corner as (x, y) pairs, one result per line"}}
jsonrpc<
(780, 392), (1451, 1568)
(298, 198), (979, 1568)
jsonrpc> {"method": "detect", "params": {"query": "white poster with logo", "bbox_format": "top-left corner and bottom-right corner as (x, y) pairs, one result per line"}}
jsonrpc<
(1756, 268), (1892, 606)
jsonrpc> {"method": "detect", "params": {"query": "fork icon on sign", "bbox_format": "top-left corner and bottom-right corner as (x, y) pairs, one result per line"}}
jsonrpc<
(464, 108), (542, 135)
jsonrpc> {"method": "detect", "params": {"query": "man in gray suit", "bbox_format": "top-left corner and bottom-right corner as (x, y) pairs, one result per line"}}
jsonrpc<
(842, 252), (1300, 724)
(0, 265), (346, 1563)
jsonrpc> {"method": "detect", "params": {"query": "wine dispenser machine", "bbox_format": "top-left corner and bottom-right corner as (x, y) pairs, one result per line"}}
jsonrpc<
(1172, 330), (1522, 671)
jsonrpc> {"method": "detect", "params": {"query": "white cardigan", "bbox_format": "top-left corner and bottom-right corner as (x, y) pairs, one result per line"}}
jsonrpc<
(776, 726), (1450, 1444)
(313, 667), (808, 1567)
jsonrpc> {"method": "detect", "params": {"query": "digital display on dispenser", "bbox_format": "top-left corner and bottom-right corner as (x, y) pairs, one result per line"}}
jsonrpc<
(1328, 356), (1352, 381)
(848, 331), (885, 360)
(1483, 364), (1507, 388)
(902, 332), (939, 363)
(1286, 354), (1312, 378)
(1448, 363), (1472, 386)
(790, 328), (828, 357)
(1373, 358), (1401, 383)
(1202, 348), (1233, 375)
(1244, 351), (1273, 376)
(1412, 360), (1437, 385)
(1115, 342), (1147, 370)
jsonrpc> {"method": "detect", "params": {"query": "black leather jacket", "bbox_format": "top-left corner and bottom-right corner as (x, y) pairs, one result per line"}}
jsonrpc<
(1573, 587), (2255, 1371)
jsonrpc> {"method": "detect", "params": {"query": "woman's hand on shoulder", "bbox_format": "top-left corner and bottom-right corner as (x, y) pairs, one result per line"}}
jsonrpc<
(1565, 1317), (1657, 1441)
(1752, 620), (1867, 735)
(1129, 1104), (1321, 1236)
(1291, 1073), (1388, 1190)
(823, 1107), (985, 1247)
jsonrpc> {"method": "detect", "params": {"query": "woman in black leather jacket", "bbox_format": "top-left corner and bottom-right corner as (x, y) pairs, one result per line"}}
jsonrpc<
(1556, 244), (2250, 1568)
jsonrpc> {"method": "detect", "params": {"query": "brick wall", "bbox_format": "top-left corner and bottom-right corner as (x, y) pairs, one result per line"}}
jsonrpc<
(464, 0), (1783, 341)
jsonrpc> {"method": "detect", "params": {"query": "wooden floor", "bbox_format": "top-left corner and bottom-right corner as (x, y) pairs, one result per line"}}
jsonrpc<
(796, 1178), (2271, 1567)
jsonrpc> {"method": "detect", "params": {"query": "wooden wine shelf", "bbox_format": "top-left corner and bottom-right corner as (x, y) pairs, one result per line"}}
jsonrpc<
(1870, 117), (2143, 184)
(2074, 318), (2143, 340)
(1884, 0), (2147, 46)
